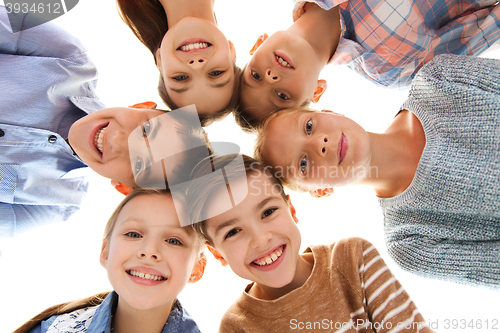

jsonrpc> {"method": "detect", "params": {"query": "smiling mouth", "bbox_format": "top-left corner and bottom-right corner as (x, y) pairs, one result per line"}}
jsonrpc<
(177, 42), (212, 51)
(252, 245), (284, 266)
(127, 270), (167, 281)
(93, 125), (108, 154)
(338, 133), (348, 164)
(275, 54), (293, 69)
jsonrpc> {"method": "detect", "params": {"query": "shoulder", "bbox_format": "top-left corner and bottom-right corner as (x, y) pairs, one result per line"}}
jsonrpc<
(313, 237), (374, 264)
(164, 300), (202, 333)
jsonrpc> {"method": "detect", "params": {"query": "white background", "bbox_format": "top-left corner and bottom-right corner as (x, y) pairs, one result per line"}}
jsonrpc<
(1, 0), (499, 332)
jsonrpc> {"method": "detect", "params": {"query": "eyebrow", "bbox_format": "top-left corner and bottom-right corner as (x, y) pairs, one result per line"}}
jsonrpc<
(213, 196), (279, 238)
(210, 78), (231, 89)
(286, 115), (302, 169)
(170, 87), (189, 93)
(169, 76), (231, 94)
(214, 218), (238, 239)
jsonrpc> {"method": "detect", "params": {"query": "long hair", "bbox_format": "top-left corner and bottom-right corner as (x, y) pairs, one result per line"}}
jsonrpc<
(13, 292), (110, 333)
(116, 0), (168, 62)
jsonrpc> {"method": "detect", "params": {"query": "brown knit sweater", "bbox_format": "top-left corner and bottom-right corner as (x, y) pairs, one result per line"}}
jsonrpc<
(219, 237), (434, 333)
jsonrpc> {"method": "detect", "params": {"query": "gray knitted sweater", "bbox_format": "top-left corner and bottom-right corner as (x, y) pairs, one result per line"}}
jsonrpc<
(379, 54), (500, 290)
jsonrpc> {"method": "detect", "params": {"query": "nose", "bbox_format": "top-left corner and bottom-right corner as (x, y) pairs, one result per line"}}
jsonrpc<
(138, 240), (161, 261)
(108, 129), (127, 154)
(265, 68), (280, 82)
(249, 226), (272, 249)
(187, 57), (206, 68)
(309, 135), (328, 157)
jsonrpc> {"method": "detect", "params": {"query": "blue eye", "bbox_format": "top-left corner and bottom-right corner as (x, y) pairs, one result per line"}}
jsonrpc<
(209, 70), (224, 77)
(125, 231), (142, 238)
(134, 157), (143, 175)
(173, 75), (188, 81)
(225, 228), (240, 239)
(251, 70), (261, 81)
(306, 119), (313, 134)
(300, 156), (307, 174)
(142, 120), (152, 136)
(166, 238), (182, 245)
(276, 92), (289, 100)
(262, 207), (277, 218)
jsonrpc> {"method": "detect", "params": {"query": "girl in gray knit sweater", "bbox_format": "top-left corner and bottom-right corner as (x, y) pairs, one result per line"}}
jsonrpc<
(255, 54), (500, 290)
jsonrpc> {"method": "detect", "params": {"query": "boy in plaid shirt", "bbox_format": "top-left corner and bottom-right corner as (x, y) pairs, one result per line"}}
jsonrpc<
(236, 0), (500, 129)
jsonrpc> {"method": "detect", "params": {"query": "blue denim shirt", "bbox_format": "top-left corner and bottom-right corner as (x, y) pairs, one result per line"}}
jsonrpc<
(0, 6), (105, 238)
(28, 291), (202, 333)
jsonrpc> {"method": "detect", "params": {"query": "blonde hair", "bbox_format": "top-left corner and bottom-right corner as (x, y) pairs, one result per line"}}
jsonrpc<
(254, 107), (320, 193)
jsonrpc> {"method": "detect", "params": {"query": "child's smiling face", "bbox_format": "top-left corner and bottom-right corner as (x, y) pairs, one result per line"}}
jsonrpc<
(204, 171), (302, 290)
(156, 17), (236, 117)
(261, 110), (372, 190)
(240, 31), (325, 123)
(68, 106), (167, 187)
(100, 193), (200, 311)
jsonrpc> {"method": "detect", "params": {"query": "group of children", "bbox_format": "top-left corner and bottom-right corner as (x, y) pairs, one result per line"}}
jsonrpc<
(3, 0), (499, 331)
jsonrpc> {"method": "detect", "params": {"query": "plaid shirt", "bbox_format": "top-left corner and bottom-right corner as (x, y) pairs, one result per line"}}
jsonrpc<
(294, 0), (500, 88)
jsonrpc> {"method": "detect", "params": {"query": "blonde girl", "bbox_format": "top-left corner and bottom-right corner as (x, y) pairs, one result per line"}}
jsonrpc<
(15, 189), (207, 333)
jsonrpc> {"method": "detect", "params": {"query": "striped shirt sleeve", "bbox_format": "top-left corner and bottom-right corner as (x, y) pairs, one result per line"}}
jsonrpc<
(359, 240), (434, 333)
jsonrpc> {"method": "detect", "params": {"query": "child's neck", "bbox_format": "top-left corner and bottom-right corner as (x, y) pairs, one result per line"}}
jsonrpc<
(288, 2), (341, 65)
(248, 252), (314, 300)
(159, 0), (216, 27)
(112, 298), (174, 333)
(364, 111), (426, 198)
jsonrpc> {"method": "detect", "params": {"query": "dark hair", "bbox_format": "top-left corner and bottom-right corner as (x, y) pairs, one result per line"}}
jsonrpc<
(14, 292), (111, 333)
(186, 154), (287, 245)
(116, 0), (167, 63)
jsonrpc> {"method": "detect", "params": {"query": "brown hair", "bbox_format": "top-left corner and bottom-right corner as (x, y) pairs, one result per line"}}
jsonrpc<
(158, 64), (244, 127)
(186, 154), (288, 245)
(253, 107), (320, 193)
(116, 0), (167, 62)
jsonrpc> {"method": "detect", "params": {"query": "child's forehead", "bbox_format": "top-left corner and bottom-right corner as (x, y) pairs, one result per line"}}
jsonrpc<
(118, 194), (186, 225)
(206, 171), (283, 217)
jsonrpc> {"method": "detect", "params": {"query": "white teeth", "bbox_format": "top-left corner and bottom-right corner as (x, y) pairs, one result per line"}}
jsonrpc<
(180, 42), (209, 51)
(276, 55), (291, 68)
(254, 246), (284, 266)
(128, 270), (166, 281)
(93, 126), (107, 154)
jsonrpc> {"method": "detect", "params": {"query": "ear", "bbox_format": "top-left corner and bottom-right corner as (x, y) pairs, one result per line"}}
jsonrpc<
(249, 33), (268, 55)
(321, 109), (345, 117)
(286, 195), (298, 224)
(110, 180), (134, 196)
(228, 40), (236, 61)
(100, 240), (109, 269)
(312, 79), (327, 103)
(129, 101), (157, 109)
(205, 242), (228, 266)
(188, 253), (207, 283)
(309, 188), (334, 198)
(155, 48), (162, 69)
